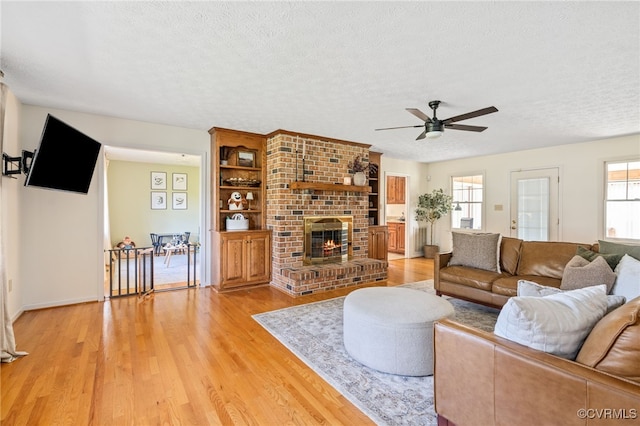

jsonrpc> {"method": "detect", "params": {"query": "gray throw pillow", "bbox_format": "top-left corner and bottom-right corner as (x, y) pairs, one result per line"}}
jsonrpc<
(598, 240), (640, 261)
(560, 255), (616, 293)
(448, 232), (501, 272)
(576, 246), (622, 270)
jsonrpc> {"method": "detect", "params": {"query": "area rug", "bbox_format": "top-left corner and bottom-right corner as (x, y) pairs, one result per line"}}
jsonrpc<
(252, 281), (500, 425)
(152, 253), (200, 285)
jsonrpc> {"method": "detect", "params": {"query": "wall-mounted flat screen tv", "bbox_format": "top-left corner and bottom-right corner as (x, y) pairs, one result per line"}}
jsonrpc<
(24, 114), (102, 194)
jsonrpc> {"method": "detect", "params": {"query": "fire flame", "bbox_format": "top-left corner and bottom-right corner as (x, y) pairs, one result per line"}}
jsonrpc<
(324, 239), (338, 250)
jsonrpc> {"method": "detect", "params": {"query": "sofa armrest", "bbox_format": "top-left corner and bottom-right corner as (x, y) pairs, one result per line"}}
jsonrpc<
(434, 319), (640, 426)
(434, 252), (452, 292)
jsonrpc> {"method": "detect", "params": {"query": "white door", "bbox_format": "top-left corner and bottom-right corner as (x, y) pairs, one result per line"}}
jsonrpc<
(510, 168), (559, 241)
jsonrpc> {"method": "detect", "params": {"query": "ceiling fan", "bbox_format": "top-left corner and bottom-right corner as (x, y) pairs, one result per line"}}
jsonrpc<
(375, 100), (498, 140)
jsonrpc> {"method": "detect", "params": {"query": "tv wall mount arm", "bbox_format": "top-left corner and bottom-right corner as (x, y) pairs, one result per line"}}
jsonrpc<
(2, 150), (34, 178)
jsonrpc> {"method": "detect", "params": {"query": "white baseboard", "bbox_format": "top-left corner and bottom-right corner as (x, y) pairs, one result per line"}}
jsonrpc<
(11, 309), (24, 323)
(22, 296), (98, 312)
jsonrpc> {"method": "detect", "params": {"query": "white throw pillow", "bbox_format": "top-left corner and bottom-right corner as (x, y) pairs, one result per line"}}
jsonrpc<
(517, 280), (561, 297)
(494, 284), (608, 359)
(517, 280), (625, 314)
(612, 254), (640, 301)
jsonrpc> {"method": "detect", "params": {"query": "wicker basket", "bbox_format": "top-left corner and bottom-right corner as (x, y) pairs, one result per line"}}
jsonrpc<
(226, 214), (249, 231)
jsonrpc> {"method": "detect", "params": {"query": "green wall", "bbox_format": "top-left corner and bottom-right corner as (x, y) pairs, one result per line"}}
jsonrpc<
(107, 160), (200, 248)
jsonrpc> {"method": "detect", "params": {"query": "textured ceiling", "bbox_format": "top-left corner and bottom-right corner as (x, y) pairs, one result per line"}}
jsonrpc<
(1, 1), (639, 163)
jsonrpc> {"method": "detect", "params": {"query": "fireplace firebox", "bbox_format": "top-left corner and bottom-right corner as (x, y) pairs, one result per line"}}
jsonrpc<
(304, 216), (353, 265)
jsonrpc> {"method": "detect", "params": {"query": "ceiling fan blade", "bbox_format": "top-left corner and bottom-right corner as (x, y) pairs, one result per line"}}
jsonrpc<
(375, 125), (424, 131)
(416, 129), (427, 140)
(442, 106), (498, 124)
(406, 108), (432, 123)
(445, 123), (488, 132)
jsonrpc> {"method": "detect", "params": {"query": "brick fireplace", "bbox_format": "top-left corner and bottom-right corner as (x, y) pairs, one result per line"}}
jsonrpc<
(266, 130), (387, 296)
(304, 215), (352, 265)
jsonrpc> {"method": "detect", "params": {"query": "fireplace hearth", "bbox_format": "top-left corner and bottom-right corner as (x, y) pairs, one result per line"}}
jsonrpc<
(304, 216), (352, 265)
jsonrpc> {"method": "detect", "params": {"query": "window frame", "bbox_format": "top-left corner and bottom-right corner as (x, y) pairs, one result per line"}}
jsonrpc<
(603, 158), (640, 242)
(450, 172), (485, 232)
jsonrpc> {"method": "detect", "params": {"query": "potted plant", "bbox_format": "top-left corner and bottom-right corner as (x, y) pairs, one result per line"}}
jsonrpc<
(415, 188), (453, 258)
(348, 155), (378, 186)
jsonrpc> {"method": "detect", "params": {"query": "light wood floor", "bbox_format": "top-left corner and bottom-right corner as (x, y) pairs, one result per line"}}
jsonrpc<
(2, 257), (433, 425)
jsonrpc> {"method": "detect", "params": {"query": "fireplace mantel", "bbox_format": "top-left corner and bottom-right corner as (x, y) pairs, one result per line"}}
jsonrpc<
(289, 181), (371, 193)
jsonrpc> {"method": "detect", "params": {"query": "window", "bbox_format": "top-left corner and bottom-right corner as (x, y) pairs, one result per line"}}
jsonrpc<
(605, 160), (640, 240)
(451, 174), (484, 230)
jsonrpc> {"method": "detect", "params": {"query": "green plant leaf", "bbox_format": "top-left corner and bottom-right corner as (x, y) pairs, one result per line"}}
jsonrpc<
(414, 188), (453, 245)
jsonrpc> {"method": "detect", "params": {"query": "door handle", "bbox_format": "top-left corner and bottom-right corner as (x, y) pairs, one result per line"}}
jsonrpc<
(511, 219), (517, 230)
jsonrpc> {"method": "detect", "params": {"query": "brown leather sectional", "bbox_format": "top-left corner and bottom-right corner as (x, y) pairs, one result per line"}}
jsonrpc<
(434, 314), (640, 426)
(434, 237), (593, 308)
(434, 237), (640, 424)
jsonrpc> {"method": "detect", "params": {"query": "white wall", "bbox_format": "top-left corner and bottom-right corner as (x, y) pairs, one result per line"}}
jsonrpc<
(17, 105), (210, 311)
(424, 135), (640, 252)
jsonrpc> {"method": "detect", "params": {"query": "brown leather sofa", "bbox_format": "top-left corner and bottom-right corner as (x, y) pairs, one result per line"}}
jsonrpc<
(435, 237), (593, 308)
(434, 297), (640, 426)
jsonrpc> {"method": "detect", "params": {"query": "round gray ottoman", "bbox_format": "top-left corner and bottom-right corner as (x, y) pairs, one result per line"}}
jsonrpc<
(343, 287), (454, 376)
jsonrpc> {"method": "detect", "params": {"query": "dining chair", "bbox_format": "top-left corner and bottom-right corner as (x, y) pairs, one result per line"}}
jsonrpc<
(150, 233), (161, 256)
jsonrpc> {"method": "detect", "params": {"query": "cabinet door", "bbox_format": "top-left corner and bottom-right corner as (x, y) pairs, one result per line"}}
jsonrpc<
(246, 232), (271, 283)
(397, 223), (405, 251)
(368, 226), (388, 260)
(220, 233), (247, 288)
(388, 223), (397, 251)
(387, 176), (397, 204)
(396, 177), (406, 204)
(387, 176), (406, 204)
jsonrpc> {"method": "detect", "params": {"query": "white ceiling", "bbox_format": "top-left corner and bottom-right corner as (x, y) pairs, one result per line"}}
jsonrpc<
(1, 1), (639, 163)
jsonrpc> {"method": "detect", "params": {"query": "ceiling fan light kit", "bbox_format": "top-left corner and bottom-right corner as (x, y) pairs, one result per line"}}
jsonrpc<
(376, 99), (498, 141)
(426, 119), (444, 139)
(426, 131), (443, 139)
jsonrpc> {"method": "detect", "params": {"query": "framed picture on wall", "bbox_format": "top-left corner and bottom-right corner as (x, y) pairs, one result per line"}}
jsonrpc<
(172, 192), (187, 210)
(237, 151), (255, 167)
(151, 171), (167, 189)
(172, 173), (187, 190)
(151, 192), (167, 209)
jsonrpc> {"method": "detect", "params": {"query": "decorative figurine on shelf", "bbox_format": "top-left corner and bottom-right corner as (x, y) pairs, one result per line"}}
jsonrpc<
(227, 191), (245, 210)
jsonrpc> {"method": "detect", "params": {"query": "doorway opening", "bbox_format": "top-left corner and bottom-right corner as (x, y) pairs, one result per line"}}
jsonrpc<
(385, 173), (409, 260)
(103, 146), (203, 298)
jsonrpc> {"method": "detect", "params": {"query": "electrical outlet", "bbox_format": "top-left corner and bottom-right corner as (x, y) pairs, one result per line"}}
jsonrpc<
(494, 204), (503, 211)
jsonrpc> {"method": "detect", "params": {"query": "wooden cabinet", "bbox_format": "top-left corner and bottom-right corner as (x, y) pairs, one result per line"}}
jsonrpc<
(211, 128), (267, 232)
(388, 224), (397, 252)
(368, 152), (382, 226)
(368, 225), (388, 260)
(386, 176), (406, 204)
(387, 222), (405, 254)
(210, 127), (272, 291)
(397, 223), (405, 252)
(218, 231), (271, 289)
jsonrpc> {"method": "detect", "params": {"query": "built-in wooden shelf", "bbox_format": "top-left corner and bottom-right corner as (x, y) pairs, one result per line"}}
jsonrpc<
(289, 181), (371, 193)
